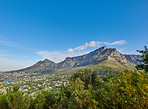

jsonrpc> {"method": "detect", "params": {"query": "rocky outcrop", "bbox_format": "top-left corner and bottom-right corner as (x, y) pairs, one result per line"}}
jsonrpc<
(123, 54), (142, 65)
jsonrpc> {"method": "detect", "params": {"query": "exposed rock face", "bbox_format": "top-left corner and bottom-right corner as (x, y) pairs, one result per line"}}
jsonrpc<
(58, 46), (109, 68)
(107, 48), (129, 65)
(59, 46), (131, 68)
(8, 46), (141, 73)
(123, 54), (142, 65)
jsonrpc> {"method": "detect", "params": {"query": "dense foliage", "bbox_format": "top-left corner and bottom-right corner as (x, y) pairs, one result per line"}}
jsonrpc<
(136, 46), (148, 72)
(0, 69), (148, 109)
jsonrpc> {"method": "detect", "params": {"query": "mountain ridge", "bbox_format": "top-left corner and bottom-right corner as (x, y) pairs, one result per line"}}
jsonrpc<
(6, 46), (141, 73)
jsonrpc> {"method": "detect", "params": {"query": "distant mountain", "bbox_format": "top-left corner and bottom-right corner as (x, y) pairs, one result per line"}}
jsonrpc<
(7, 46), (141, 74)
(123, 54), (142, 65)
(9, 59), (57, 73)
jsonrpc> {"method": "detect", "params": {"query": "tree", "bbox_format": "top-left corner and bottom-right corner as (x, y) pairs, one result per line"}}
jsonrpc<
(68, 78), (98, 109)
(93, 70), (148, 108)
(30, 91), (55, 109)
(12, 86), (20, 93)
(0, 95), (9, 109)
(118, 70), (148, 108)
(70, 69), (101, 89)
(136, 46), (148, 72)
(7, 92), (30, 109)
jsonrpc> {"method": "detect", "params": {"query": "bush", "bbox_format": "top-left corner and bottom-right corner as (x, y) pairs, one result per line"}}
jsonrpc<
(0, 69), (147, 109)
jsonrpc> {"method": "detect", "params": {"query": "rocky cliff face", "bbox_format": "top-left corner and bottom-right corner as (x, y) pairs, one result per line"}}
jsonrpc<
(58, 46), (132, 68)
(107, 48), (129, 66)
(8, 46), (141, 73)
(58, 46), (109, 68)
(123, 54), (142, 65)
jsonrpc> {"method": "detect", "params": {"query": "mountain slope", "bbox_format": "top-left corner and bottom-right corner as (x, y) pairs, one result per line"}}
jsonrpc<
(7, 46), (141, 73)
(123, 54), (142, 65)
(8, 59), (57, 73)
(58, 46), (130, 68)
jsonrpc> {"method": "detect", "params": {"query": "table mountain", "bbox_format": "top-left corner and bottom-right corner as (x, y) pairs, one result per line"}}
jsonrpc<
(7, 46), (141, 73)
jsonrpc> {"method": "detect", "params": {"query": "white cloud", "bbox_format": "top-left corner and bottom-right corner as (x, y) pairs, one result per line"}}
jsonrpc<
(102, 42), (110, 45)
(101, 40), (127, 45)
(0, 40), (20, 47)
(96, 41), (101, 47)
(110, 40), (127, 45)
(89, 41), (96, 47)
(66, 41), (97, 53)
(67, 48), (74, 53)
(36, 50), (90, 63)
(66, 40), (127, 53)
(74, 45), (86, 51)
(36, 51), (66, 62)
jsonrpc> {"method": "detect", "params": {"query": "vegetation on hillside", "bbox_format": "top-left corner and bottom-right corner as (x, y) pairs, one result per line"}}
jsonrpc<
(136, 46), (148, 72)
(0, 69), (147, 109)
(0, 46), (147, 109)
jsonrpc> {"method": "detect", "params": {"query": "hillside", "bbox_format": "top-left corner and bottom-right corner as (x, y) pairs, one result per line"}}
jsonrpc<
(7, 46), (141, 74)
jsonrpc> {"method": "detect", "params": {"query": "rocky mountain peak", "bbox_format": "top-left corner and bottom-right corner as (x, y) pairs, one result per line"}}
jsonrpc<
(43, 59), (55, 63)
(107, 48), (129, 65)
(33, 59), (56, 68)
(44, 59), (50, 62)
(102, 45), (107, 49)
(95, 45), (107, 52)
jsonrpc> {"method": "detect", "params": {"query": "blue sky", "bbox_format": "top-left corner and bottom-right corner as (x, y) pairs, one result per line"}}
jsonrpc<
(0, 0), (148, 71)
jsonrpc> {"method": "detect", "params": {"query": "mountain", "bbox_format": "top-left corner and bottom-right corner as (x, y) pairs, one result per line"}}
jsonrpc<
(7, 46), (141, 74)
(123, 54), (142, 65)
(58, 46), (129, 68)
(8, 59), (57, 73)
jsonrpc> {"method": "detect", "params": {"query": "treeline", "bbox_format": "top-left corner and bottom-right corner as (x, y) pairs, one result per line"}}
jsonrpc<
(0, 69), (148, 109)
